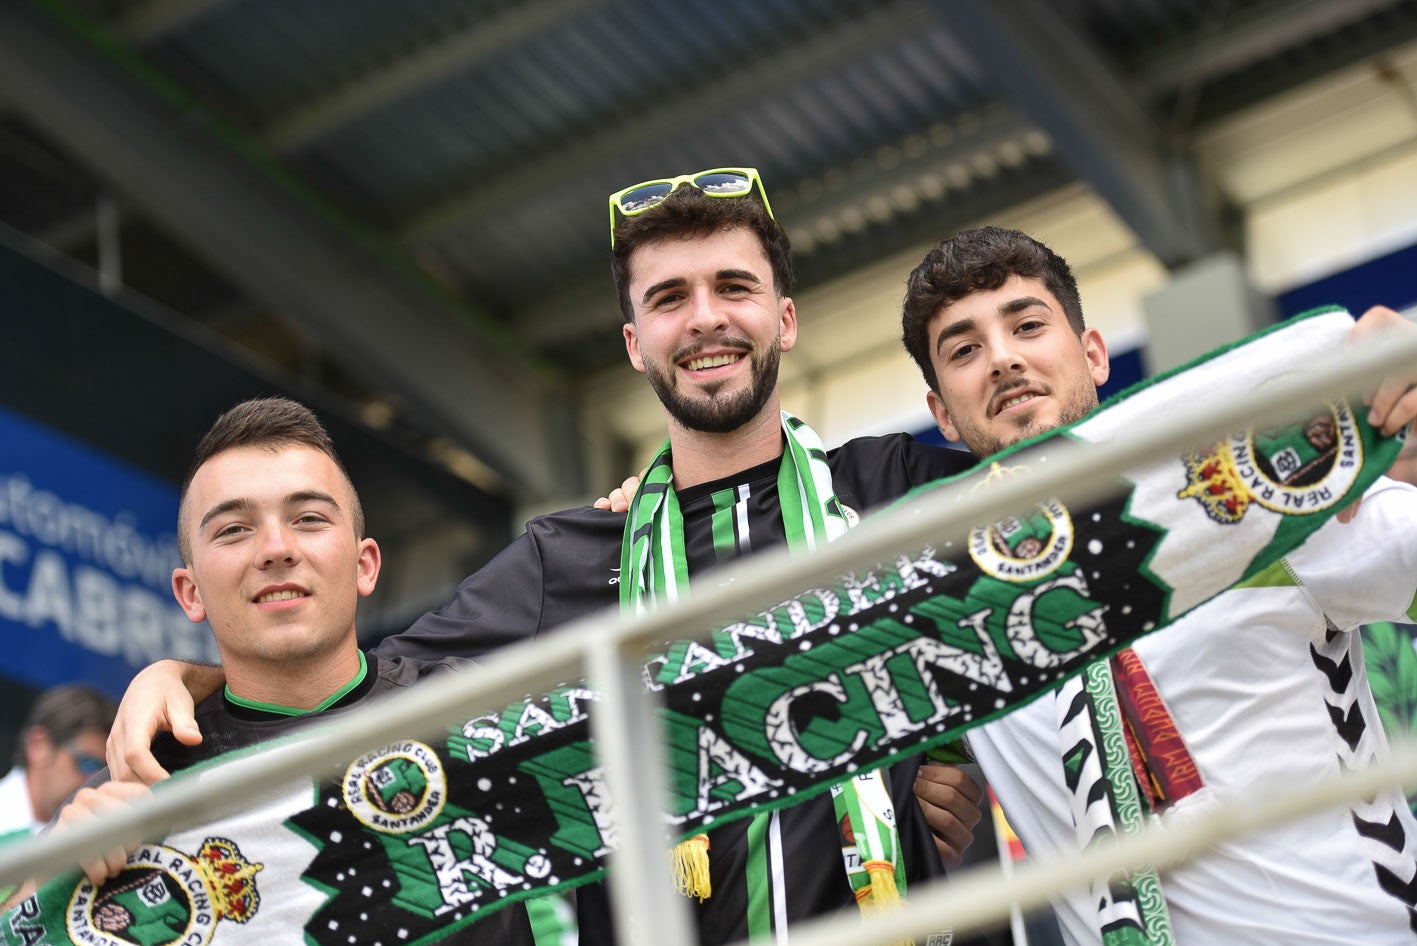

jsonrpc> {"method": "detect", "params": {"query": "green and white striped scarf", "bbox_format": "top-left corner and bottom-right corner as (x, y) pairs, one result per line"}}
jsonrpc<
(1061, 665), (1176, 946)
(619, 411), (909, 924)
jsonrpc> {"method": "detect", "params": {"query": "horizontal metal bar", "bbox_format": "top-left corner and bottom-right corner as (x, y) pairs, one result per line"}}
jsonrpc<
(1, 322), (1413, 890)
(757, 736), (1417, 946)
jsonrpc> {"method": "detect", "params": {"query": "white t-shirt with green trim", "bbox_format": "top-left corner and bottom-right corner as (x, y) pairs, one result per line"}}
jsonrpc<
(973, 476), (1417, 945)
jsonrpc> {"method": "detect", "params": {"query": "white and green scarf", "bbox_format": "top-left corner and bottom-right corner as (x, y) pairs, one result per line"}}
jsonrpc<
(620, 411), (910, 919)
(5, 309), (1405, 946)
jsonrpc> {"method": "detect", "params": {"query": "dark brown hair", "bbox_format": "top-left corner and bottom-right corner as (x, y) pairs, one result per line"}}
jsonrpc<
(13, 684), (116, 769)
(610, 184), (793, 321)
(901, 226), (1084, 391)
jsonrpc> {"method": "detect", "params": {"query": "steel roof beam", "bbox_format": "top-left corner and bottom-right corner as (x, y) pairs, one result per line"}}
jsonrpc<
(260, 0), (599, 153)
(1133, 0), (1404, 100)
(114, 0), (235, 45)
(0, 0), (571, 501)
(396, 0), (934, 245)
(514, 103), (1041, 348)
(937, 0), (1222, 268)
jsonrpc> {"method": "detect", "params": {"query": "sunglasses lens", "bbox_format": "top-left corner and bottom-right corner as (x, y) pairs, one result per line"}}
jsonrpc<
(71, 751), (103, 775)
(617, 182), (675, 215)
(692, 171), (753, 196)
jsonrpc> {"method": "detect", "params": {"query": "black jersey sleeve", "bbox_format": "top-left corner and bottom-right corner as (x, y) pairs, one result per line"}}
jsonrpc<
(827, 433), (978, 514)
(373, 529), (548, 663)
(373, 506), (624, 663)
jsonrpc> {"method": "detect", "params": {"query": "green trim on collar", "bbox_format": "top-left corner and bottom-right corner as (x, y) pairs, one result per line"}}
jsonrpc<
(1406, 585), (1417, 622)
(224, 651), (368, 717)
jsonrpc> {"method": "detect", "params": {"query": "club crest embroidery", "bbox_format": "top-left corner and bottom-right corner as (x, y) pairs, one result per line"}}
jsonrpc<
(968, 498), (1074, 582)
(1179, 400), (1363, 523)
(343, 740), (447, 833)
(65, 839), (261, 946)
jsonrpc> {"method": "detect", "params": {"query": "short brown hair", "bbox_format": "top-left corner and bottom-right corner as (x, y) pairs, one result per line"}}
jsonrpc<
(14, 684), (116, 769)
(176, 397), (363, 564)
(610, 184), (793, 321)
(901, 226), (1085, 392)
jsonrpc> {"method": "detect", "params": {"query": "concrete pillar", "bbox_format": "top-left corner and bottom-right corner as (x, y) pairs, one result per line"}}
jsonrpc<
(1141, 253), (1275, 374)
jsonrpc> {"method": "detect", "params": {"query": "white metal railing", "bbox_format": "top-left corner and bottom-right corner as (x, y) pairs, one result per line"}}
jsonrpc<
(2, 326), (1415, 945)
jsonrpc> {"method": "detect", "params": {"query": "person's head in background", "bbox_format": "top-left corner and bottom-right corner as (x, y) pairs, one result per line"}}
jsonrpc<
(13, 684), (116, 823)
(901, 225), (1109, 457)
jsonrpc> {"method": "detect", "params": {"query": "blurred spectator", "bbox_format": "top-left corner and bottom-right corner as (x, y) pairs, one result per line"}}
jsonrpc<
(0, 684), (116, 845)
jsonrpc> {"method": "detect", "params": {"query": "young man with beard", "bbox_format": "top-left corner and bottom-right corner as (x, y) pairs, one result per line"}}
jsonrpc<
(903, 226), (1417, 945)
(105, 171), (986, 945)
(25, 397), (534, 944)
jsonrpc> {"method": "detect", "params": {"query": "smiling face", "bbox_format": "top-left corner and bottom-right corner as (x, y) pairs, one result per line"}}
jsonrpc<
(172, 444), (379, 678)
(925, 275), (1109, 457)
(622, 227), (797, 435)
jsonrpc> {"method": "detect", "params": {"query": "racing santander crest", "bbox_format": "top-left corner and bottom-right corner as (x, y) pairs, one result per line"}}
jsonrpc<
(343, 740), (447, 833)
(66, 839), (261, 946)
(1179, 400), (1362, 523)
(969, 498), (1074, 582)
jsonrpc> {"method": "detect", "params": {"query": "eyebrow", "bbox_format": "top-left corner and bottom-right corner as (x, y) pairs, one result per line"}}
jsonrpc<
(638, 269), (764, 306)
(1001, 295), (1050, 316)
(934, 316), (978, 355)
(198, 490), (341, 532)
(640, 277), (685, 306)
(933, 295), (1052, 355)
(717, 268), (762, 285)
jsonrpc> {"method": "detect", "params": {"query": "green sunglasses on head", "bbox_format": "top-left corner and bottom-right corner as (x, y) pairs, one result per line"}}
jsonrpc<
(608, 167), (775, 246)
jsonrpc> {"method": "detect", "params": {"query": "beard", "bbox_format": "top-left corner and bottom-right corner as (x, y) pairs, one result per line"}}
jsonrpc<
(644, 335), (782, 434)
(954, 379), (1098, 458)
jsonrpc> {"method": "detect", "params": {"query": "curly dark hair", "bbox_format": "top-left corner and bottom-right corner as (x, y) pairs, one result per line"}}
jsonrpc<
(610, 183), (793, 321)
(901, 226), (1084, 392)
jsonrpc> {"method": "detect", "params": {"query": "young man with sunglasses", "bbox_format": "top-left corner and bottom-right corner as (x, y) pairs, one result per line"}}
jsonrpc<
(0, 684), (115, 847)
(903, 226), (1417, 945)
(106, 168), (986, 945)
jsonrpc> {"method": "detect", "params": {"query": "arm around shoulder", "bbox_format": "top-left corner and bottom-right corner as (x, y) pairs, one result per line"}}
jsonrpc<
(105, 660), (222, 784)
(372, 526), (552, 663)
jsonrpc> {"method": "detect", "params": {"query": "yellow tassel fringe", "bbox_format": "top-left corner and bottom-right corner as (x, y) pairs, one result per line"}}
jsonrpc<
(859, 861), (912, 946)
(671, 834), (711, 901)
(861, 860), (903, 910)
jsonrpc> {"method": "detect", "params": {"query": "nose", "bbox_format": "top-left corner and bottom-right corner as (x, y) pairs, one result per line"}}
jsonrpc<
(257, 522), (298, 567)
(987, 334), (1026, 378)
(685, 287), (727, 335)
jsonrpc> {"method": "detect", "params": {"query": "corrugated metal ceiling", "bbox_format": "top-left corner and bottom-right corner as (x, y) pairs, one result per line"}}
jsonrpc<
(5, 0), (1417, 501)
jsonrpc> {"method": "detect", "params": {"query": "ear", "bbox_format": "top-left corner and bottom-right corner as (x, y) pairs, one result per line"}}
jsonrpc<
(356, 538), (381, 598)
(623, 320), (646, 374)
(926, 389), (961, 442)
(172, 567), (207, 624)
(24, 725), (53, 768)
(1081, 327), (1110, 388)
(778, 297), (797, 353)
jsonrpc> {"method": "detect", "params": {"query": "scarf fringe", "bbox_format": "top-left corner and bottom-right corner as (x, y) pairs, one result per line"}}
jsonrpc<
(858, 861), (912, 946)
(859, 860), (903, 910)
(671, 834), (711, 901)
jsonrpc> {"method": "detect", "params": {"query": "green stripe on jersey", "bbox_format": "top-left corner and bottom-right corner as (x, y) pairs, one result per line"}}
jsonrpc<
(745, 813), (774, 941)
(710, 486), (745, 561)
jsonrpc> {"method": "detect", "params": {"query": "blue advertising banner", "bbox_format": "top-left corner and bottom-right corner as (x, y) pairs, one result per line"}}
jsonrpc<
(0, 404), (217, 698)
